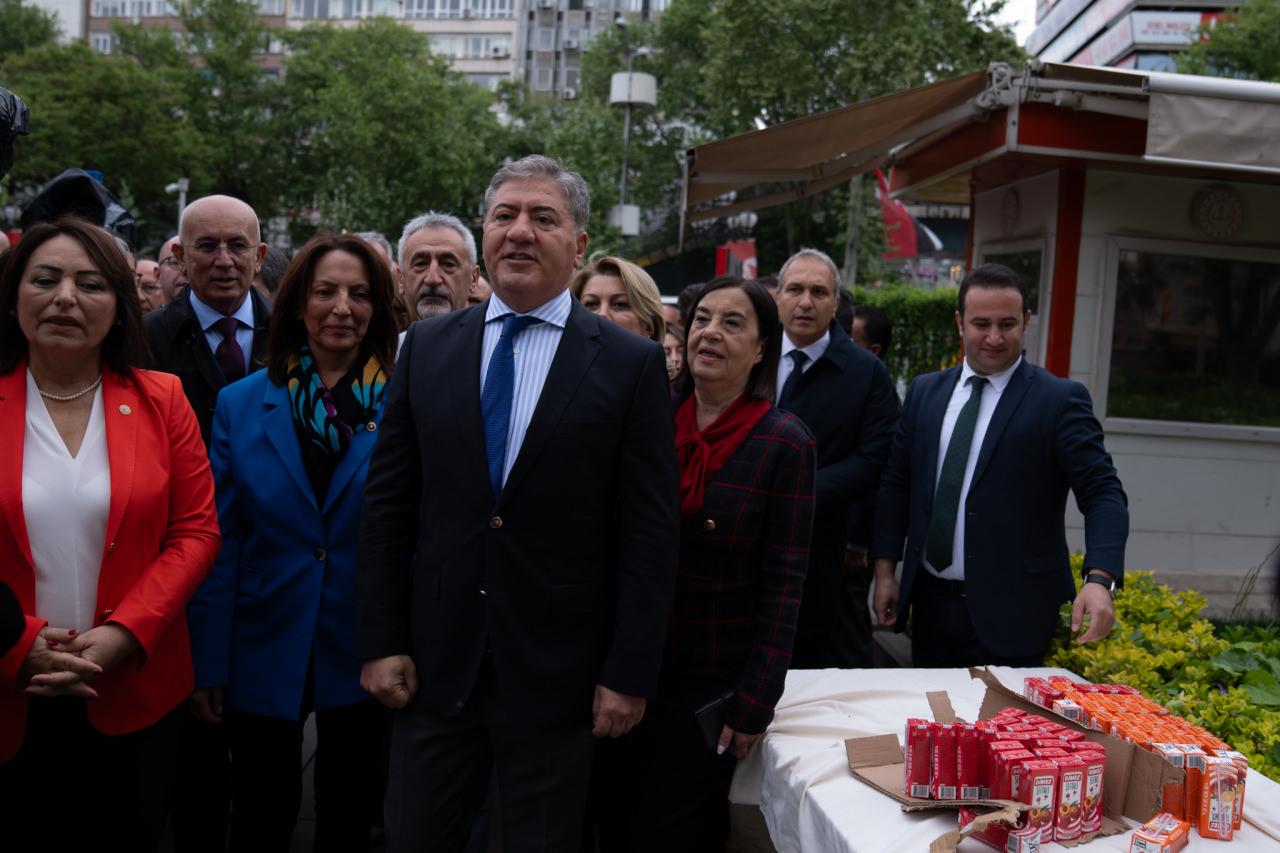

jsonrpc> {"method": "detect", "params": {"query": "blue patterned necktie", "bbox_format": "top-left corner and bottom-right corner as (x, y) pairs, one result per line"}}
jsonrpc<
(481, 313), (543, 499)
(926, 376), (988, 572)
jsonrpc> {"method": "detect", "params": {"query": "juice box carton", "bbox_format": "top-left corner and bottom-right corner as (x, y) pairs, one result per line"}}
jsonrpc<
(1150, 743), (1185, 821)
(1052, 755), (1086, 842)
(957, 724), (987, 799)
(995, 749), (1036, 800)
(1077, 750), (1106, 834)
(931, 722), (958, 800)
(1198, 756), (1239, 840)
(958, 807), (1041, 853)
(1215, 749), (1248, 830)
(903, 718), (932, 798)
(1017, 759), (1060, 841)
(1129, 813), (1191, 853)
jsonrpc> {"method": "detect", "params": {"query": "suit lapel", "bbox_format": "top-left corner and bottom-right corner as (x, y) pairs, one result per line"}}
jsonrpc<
(971, 360), (1034, 489)
(101, 371), (140, 555)
(499, 303), (601, 505)
(322, 406), (382, 516)
(249, 289), (271, 369)
(173, 291), (228, 395)
(261, 380), (319, 511)
(924, 366), (963, 506)
(0, 368), (34, 571)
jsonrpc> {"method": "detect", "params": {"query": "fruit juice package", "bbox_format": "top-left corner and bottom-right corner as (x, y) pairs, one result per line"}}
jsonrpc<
(903, 718), (932, 798)
(1177, 745), (1206, 825)
(1033, 747), (1069, 760)
(958, 807), (1042, 853)
(1076, 750), (1106, 834)
(1052, 755), (1085, 842)
(1052, 698), (1083, 723)
(957, 724), (987, 799)
(1214, 749), (1248, 830)
(931, 722), (958, 800)
(995, 749), (1036, 800)
(1198, 756), (1239, 840)
(1129, 813), (1191, 853)
(1016, 759), (1060, 840)
(988, 741), (1026, 796)
(1056, 729), (1087, 743)
(1150, 743), (1186, 821)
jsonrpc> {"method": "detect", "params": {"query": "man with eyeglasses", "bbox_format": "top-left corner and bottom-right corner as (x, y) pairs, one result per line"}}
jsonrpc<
(143, 195), (271, 853)
(157, 234), (189, 304)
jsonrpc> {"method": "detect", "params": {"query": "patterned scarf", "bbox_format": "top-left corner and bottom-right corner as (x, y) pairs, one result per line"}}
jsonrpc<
(286, 347), (387, 456)
(674, 393), (772, 516)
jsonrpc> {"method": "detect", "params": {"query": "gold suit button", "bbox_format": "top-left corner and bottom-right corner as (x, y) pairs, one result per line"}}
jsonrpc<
(490, 516), (503, 529)
(703, 518), (716, 531)
(366, 422), (377, 432)
(479, 589), (488, 598)
(314, 548), (327, 561)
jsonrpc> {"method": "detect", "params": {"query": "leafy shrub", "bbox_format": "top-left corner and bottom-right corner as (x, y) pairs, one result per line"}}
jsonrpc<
(852, 284), (959, 385)
(1046, 559), (1280, 780)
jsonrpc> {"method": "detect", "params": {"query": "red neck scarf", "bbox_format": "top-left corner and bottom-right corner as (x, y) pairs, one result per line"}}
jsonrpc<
(674, 393), (772, 516)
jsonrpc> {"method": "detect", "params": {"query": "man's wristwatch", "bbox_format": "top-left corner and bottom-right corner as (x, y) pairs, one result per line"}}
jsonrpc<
(1084, 571), (1118, 600)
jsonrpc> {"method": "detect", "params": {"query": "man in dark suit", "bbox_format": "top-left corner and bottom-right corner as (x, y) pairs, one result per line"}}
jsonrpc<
(772, 249), (899, 669)
(357, 155), (679, 853)
(145, 195), (271, 443)
(144, 194), (270, 852)
(871, 263), (1128, 667)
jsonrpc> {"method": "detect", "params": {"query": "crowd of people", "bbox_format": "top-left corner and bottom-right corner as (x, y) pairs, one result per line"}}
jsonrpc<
(0, 154), (1130, 853)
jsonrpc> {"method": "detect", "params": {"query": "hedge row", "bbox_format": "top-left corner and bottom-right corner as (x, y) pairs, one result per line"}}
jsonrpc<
(852, 284), (960, 385)
(1046, 558), (1280, 780)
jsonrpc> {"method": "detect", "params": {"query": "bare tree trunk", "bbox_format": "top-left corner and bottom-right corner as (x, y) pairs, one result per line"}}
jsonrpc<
(842, 175), (862, 288)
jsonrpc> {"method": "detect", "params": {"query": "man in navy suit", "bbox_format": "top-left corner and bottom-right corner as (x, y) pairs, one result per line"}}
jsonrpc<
(871, 264), (1128, 667)
(770, 249), (899, 668)
(356, 155), (679, 852)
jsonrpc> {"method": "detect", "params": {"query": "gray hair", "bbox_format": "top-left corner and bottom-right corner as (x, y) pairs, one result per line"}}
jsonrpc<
(397, 212), (476, 268)
(483, 155), (590, 232)
(355, 231), (395, 264)
(779, 247), (842, 292)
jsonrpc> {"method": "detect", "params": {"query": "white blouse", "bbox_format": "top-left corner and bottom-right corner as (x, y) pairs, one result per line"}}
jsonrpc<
(22, 370), (111, 632)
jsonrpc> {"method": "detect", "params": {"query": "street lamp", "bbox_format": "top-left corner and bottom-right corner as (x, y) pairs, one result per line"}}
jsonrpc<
(165, 178), (189, 230)
(608, 23), (655, 239)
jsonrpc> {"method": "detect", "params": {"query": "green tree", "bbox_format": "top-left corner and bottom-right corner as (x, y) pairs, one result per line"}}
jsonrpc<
(0, 42), (210, 239)
(0, 1), (59, 63)
(1178, 0), (1280, 82)
(271, 19), (502, 241)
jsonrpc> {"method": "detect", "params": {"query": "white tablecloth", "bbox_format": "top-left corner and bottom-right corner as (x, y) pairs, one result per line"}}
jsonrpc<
(729, 667), (1280, 852)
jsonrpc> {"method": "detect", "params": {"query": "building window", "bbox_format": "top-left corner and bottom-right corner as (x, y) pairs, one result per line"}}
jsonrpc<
(537, 27), (553, 49)
(1108, 246), (1280, 427)
(293, 0), (331, 16)
(92, 0), (128, 16)
(465, 73), (503, 90)
(91, 31), (116, 52)
(535, 67), (552, 90)
(257, 0), (284, 13)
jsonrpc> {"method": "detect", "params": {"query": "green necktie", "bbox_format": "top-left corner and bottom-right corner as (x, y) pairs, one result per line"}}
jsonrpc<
(925, 376), (988, 572)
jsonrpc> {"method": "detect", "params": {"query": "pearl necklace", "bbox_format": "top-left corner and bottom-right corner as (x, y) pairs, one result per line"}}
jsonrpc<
(38, 374), (103, 402)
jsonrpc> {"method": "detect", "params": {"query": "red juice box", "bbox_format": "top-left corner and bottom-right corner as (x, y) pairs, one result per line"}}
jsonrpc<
(1199, 756), (1238, 840)
(1034, 748), (1069, 760)
(957, 724), (986, 799)
(988, 741), (1025, 797)
(1017, 759), (1060, 840)
(958, 807), (1042, 853)
(930, 722), (958, 799)
(1077, 750), (1106, 834)
(903, 718), (932, 798)
(996, 749), (1036, 800)
(1053, 756), (1085, 842)
(1057, 729), (1087, 743)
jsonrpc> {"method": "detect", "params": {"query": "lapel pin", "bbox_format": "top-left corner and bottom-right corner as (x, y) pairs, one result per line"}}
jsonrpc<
(366, 422), (377, 432)
(118, 405), (132, 415)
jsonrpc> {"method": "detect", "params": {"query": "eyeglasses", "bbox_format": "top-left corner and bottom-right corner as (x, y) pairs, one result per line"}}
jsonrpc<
(188, 238), (256, 259)
(139, 283), (163, 294)
(158, 257), (182, 269)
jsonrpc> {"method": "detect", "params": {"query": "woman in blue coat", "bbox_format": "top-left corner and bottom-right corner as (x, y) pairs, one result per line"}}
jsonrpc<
(187, 232), (399, 852)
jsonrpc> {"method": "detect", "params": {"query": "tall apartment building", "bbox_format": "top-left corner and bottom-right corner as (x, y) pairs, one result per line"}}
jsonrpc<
(1027, 0), (1230, 71)
(516, 0), (665, 99)
(80, 0), (519, 86)
(21, 0), (89, 42)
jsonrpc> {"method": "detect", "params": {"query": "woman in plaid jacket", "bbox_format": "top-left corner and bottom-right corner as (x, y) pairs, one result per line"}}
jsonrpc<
(597, 276), (816, 852)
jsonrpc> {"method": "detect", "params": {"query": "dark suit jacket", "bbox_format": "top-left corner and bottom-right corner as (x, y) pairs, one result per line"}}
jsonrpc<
(778, 329), (899, 654)
(357, 300), (679, 728)
(0, 583), (22, 659)
(665, 406), (815, 734)
(144, 288), (271, 443)
(871, 359), (1129, 658)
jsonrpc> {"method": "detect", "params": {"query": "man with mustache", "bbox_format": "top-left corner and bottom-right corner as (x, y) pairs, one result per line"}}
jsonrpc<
(143, 194), (271, 852)
(771, 248), (899, 669)
(397, 211), (478, 322)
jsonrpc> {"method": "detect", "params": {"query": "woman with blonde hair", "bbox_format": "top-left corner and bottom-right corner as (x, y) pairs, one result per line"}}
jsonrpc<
(570, 253), (665, 343)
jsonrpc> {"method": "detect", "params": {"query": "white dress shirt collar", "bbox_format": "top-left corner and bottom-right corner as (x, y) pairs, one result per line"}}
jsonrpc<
(484, 289), (572, 329)
(960, 354), (1022, 393)
(190, 289), (256, 331)
(781, 329), (831, 367)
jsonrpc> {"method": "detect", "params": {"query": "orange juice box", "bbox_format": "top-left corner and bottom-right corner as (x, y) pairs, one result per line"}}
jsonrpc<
(1129, 813), (1191, 853)
(1017, 759), (1059, 840)
(1199, 756), (1239, 840)
(1151, 743), (1186, 821)
(1214, 749), (1248, 830)
(1052, 755), (1086, 842)
(1177, 745), (1206, 824)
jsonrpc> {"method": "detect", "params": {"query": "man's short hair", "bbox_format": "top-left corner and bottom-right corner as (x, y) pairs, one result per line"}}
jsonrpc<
(835, 287), (854, 332)
(397, 212), (476, 268)
(957, 263), (1030, 316)
(483, 155), (590, 232)
(355, 231), (394, 264)
(257, 246), (290, 295)
(778, 247), (841, 292)
(854, 304), (892, 360)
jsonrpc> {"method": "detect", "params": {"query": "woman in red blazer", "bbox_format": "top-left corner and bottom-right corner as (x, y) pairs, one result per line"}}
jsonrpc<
(0, 218), (220, 850)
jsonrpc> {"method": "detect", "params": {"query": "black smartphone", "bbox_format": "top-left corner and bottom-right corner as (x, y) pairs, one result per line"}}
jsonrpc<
(693, 690), (737, 752)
